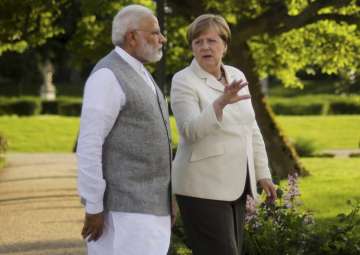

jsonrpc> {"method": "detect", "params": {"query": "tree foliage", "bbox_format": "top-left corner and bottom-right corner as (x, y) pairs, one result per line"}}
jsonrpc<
(167, 0), (360, 87)
(0, 0), (68, 55)
(2, 0), (359, 86)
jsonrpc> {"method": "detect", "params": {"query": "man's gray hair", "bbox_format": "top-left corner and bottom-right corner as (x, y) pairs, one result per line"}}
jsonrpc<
(112, 5), (154, 46)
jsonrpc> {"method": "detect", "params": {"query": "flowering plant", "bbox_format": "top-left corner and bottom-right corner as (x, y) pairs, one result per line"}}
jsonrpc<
(244, 174), (360, 255)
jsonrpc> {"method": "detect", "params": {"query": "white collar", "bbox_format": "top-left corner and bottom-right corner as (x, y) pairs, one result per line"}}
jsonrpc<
(114, 46), (147, 75)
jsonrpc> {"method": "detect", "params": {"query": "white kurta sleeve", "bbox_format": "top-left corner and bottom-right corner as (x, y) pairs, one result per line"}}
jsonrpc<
(76, 68), (125, 214)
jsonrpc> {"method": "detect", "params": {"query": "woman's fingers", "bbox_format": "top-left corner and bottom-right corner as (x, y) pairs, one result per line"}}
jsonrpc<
(238, 94), (251, 101)
(225, 80), (248, 94)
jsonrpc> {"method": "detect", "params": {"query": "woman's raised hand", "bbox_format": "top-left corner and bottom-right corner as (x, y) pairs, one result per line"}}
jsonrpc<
(222, 79), (251, 105)
(213, 79), (251, 121)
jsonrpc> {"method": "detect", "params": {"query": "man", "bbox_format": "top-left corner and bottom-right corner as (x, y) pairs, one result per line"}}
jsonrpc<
(76, 4), (172, 255)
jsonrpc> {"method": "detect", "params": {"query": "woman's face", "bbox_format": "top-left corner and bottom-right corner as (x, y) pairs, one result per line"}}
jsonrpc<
(191, 28), (227, 74)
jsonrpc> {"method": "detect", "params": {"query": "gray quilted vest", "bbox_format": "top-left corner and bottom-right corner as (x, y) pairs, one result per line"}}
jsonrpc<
(91, 50), (171, 215)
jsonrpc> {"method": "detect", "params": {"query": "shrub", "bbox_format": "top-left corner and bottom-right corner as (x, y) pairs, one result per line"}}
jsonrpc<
(0, 97), (41, 116)
(169, 217), (192, 255)
(349, 152), (360, 158)
(292, 137), (317, 157)
(271, 101), (324, 115)
(41, 100), (59, 114)
(244, 174), (360, 255)
(268, 95), (360, 115)
(58, 100), (82, 116)
(170, 174), (360, 255)
(329, 101), (360, 115)
(11, 99), (41, 116)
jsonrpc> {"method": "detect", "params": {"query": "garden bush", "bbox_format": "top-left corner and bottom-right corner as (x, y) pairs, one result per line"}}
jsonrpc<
(268, 95), (360, 115)
(41, 100), (59, 114)
(0, 97), (83, 116)
(170, 174), (360, 255)
(329, 101), (360, 115)
(0, 97), (41, 116)
(271, 101), (324, 115)
(292, 137), (317, 157)
(244, 174), (360, 255)
(58, 100), (82, 116)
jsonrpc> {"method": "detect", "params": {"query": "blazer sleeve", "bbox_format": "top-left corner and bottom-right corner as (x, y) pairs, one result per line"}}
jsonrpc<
(170, 72), (222, 144)
(252, 121), (272, 181)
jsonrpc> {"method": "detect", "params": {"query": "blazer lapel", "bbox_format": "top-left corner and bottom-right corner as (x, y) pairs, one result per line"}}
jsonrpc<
(190, 59), (224, 92)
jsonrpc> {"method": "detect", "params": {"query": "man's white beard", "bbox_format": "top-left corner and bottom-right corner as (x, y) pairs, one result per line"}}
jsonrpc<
(138, 40), (163, 63)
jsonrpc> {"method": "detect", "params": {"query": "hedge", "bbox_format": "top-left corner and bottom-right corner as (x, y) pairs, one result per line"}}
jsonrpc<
(1, 95), (360, 116)
(42, 97), (82, 116)
(268, 95), (360, 115)
(0, 97), (41, 116)
(58, 100), (82, 116)
(0, 97), (82, 116)
(328, 101), (360, 114)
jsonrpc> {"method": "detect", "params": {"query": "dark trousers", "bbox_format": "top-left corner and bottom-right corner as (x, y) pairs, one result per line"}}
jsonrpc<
(176, 187), (249, 255)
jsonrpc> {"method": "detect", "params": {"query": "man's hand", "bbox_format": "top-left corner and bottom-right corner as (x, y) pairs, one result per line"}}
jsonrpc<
(81, 212), (104, 242)
(258, 178), (277, 203)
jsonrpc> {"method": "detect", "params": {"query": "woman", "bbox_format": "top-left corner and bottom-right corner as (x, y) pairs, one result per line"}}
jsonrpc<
(170, 14), (277, 255)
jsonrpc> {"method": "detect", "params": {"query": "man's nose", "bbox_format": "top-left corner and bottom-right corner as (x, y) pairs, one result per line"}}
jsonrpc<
(160, 33), (167, 44)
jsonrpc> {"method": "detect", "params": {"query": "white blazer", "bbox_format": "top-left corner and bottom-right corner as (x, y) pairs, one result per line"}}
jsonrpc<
(170, 59), (272, 201)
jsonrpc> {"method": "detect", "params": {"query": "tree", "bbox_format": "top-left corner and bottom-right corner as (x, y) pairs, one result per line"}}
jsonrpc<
(0, 0), (155, 89)
(0, 0), (69, 55)
(166, 0), (360, 178)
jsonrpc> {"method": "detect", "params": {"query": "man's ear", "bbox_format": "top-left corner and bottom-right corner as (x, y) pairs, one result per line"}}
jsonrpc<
(125, 31), (137, 47)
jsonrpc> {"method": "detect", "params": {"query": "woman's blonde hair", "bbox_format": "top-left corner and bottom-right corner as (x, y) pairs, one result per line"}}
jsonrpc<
(187, 14), (231, 47)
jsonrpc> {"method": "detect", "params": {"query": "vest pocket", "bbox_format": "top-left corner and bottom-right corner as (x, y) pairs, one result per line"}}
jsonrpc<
(190, 142), (225, 162)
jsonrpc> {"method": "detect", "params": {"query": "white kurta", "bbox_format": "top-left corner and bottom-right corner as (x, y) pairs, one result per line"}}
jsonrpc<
(77, 46), (171, 255)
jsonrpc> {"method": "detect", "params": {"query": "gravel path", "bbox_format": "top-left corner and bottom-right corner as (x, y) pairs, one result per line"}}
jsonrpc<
(0, 153), (86, 255)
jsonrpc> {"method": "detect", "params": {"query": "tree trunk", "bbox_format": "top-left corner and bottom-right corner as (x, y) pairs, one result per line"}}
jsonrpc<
(229, 42), (308, 179)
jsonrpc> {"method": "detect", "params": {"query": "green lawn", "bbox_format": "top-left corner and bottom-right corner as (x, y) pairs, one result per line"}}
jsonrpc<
(276, 115), (360, 150)
(291, 158), (360, 220)
(0, 115), (79, 152)
(1, 115), (358, 152)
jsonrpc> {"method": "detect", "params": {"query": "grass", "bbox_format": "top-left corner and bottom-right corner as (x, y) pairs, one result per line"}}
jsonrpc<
(0, 115), (358, 152)
(276, 115), (360, 150)
(0, 115), (79, 152)
(0, 116), (176, 152)
(289, 158), (360, 221)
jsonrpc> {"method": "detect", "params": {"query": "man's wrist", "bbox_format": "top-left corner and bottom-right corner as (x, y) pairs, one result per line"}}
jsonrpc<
(85, 201), (104, 214)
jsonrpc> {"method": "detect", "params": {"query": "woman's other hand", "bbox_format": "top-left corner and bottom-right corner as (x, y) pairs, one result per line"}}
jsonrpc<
(258, 178), (277, 203)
